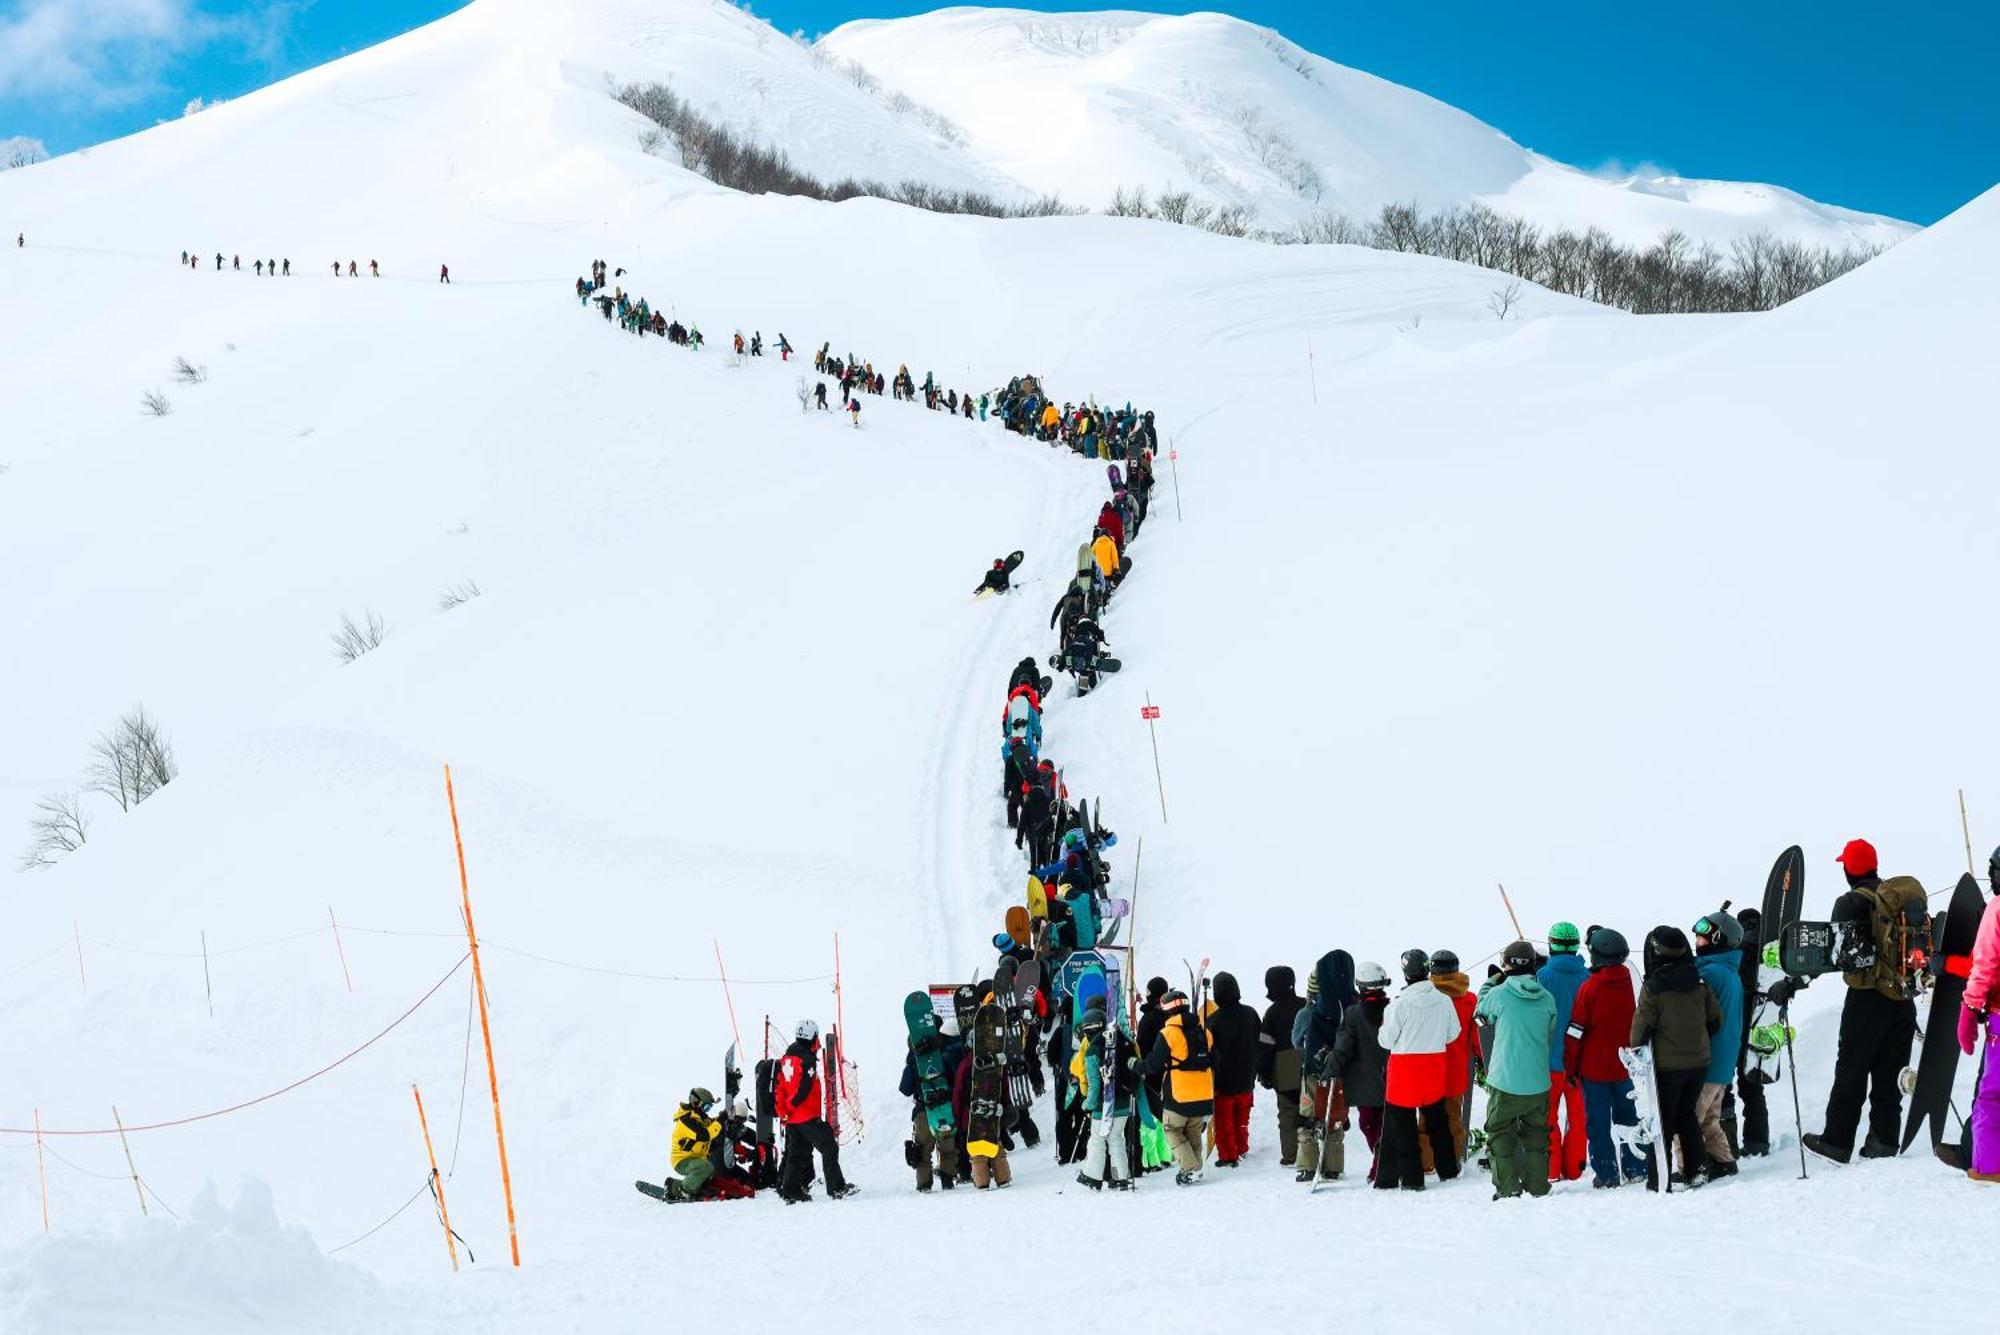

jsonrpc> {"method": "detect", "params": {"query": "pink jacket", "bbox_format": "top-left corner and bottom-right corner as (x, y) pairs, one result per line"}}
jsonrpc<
(1964, 898), (2000, 1015)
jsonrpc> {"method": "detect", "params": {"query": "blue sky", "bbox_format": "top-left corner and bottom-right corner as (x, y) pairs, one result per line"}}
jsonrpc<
(2, 1), (1994, 223)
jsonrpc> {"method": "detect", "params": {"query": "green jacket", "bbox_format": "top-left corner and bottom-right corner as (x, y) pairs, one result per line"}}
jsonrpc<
(1473, 973), (1557, 1096)
(1631, 964), (1721, 1074)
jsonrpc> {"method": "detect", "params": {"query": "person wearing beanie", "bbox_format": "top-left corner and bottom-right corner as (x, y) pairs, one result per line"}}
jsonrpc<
(1134, 976), (1174, 1174)
(1475, 941), (1559, 1198)
(1799, 838), (1928, 1163)
(1291, 951), (1356, 1182)
(1376, 959), (1461, 1190)
(1692, 910), (1745, 1180)
(1565, 928), (1649, 1187)
(1538, 921), (1590, 1182)
(1422, 949), (1480, 1171)
(1256, 965), (1307, 1165)
(1331, 960), (1393, 1178)
(1204, 972), (1262, 1167)
(1632, 926), (1721, 1189)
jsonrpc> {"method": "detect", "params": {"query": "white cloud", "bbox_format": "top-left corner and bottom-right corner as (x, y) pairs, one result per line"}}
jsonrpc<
(2, 132), (49, 166)
(0, 1), (300, 108)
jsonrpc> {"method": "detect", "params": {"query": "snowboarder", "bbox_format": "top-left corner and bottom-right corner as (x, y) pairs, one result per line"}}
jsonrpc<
(659, 1086), (725, 1201)
(1633, 926), (1720, 1188)
(777, 333), (792, 361)
(776, 1020), (855, 1203)
(1734, 906), (1774, 1155)
(1475, 941), (1559, 1199)
(813, 381), (828, 410)
(1957, 850), (2000, 1181)
(1795, 839), (1926, 1163)
(847, 397), (861, 427)
(1291, 951), (1353, 1182)
(1692, 909), (1745, 1178)
(976, 558), (1013, 597)
(1564, 928), (1649, 1187)
(215, 252), (223, 270)
(1256, 965), (1306, 1166)
(900, 1014), (961, 1192)
(1330, 959), (1392, 1178)
(1144, 990), (1213, 1183)
(438, 263), (450, 283)
(1376, 958), (1461, 1190)
(347, 260), (357, 276)
(1205, 972), (1260, 1167)
(1538, 921), (1590, 1182)
(232, 254), (240, 270)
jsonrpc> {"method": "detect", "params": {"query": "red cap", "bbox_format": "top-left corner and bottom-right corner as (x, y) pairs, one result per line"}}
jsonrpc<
(1836, 838), (1878, 877)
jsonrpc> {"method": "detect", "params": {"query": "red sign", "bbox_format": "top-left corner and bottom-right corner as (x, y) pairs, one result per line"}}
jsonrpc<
(1141, 706), (1161, 720)
(1168, 450), (1178, 461)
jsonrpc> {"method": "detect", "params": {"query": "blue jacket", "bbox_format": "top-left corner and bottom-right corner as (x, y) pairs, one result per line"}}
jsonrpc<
(1694, 948), (1744, 1085)
(1536, 952), (1589, 1072)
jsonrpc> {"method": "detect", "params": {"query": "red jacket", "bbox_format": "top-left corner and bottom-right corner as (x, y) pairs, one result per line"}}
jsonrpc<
(1096, 505), (1125, 551)
(776, 1040), (823, 1125)
(1433, 974), (1479, 1097)
(1563, 966), (1637, 1083)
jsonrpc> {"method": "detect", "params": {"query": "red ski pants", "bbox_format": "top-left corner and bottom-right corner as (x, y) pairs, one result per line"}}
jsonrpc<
(1547, 1071), (1588, 1181)
(1214, 1091), (1253, 1163)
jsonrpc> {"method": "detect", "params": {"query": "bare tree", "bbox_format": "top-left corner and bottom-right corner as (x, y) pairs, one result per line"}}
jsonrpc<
(795, 376), (814, 413)
(85, 707), (177, 812)
(331, 609), (389, 663)
(18, 791), (90, 871)
(1488, 280), (1524, 320)
(437, 580), (483, 611)
(140, 389), (173, 417)
(1107, 184), (1152, 218)
(171, 357), (208, 385)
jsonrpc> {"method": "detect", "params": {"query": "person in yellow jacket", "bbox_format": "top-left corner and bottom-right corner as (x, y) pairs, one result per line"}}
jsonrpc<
(1040, 402), (1060, 439)
(664, 1087), (722, 1201)
(1090, 531), (1124, 585)
(1143, 992), (1215, 1183)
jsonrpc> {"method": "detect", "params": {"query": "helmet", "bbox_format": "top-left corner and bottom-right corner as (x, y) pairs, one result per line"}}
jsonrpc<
(1586, 927), (1629, 967)
(795, 1019), (820, 1043)
(687, 1086), (717, 1111)
(1692, 910), (1744, 951)
(1547, 922), (1581, 954)
(1501, 940), (1538, 973)
(1399, 948), (1429, 983)
(1428, 949), (1460, 976)
(1354, 960), (1391, 990)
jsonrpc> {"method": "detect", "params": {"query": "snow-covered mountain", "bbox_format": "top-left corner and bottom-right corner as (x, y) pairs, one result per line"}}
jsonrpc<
(0, 2), (1989, 1333)
(821, 7), (1914, 248)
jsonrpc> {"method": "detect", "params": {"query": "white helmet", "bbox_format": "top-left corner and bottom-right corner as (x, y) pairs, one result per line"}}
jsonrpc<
(795, 1019), (820, 1043)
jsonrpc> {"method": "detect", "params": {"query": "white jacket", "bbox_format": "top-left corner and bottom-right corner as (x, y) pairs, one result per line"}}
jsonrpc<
(1378, 980), (1461, 1055)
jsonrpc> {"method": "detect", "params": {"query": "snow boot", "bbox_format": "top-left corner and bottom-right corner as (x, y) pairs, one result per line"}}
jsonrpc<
(1802, 1133), (1851, 1164)
(1295, 1168), (1314, 1183)
(1858, 1137), (1899, 1160)
(828, 1185), (861, 1200)
(1075, 1172), (1103, 1192)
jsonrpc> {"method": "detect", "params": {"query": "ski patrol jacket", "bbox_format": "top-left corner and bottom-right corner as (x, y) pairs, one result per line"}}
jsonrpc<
(776, 1039), (824, 1125)
(1144, 1006), (1215, 1115)
(1966, 897), (2000, 1016)
(1473, 973), (1558, 1096)
(1091, 534), (1119, 579)
(1694, 946), (1745, 1085)
(1431, 971), (1480, 1096)
(1563, 965), (1639, 1083)
(671, 1104), (720, 1170)
(1378, 980), (1460, 1108)
(1536, 952), (1589, 1072)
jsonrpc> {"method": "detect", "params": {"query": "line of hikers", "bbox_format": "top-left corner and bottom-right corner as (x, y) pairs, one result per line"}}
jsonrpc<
(177, 251), (447, 280)
(994, 374), (1159, 461)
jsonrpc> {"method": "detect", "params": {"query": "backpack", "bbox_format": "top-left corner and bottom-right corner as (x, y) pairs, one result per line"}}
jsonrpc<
(1845, 876), (1933, 999)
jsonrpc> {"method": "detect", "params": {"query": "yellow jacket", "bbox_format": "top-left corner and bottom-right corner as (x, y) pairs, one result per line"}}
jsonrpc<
(1041, 404), (1060, 429)
(671, 1105), (720, 1169)
(1091, 534), (1119, 578)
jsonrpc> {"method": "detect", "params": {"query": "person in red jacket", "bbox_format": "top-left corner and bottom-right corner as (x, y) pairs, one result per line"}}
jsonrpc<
(1096, 502), (1125, 552)
(1422, 951), (1480, 1170)
(1564, 928), (1649, 1187)
(776, 1020), (856, 1203)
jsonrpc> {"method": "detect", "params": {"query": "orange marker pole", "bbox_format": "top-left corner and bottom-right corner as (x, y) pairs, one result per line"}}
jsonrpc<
(713, 939), (744, 1059)
(413, 1083), (459, 1272)
(34, 1108), (48, 1231)
(329, 906), (354, 992)
(444, 764), (520, 1267)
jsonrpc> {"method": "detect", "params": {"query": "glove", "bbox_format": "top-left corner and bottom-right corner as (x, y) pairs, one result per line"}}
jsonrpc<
(1766, 977), (1801, 1007)
(1960, 1004), (1984, 1057)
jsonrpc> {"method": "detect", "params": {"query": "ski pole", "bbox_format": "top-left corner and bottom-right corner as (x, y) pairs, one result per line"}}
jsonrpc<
(1781, 1002), (1807, 1180)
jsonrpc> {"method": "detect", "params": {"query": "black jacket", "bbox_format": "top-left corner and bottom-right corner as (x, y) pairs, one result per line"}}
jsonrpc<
(1329, 992), (1389, 1108)
(1204, 972), (1263, 1097)
(1256, 966), (1305, 1091)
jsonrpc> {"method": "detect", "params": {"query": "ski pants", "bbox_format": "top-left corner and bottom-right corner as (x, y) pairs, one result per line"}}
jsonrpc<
(1274, 1085), (1302, 1164)
(1696, 1082), (1737, 1165)
(1737, 1062), (1770, 1150)
(969, 1145), (1011, 1188)
(1356, 1105), (1384, 1180)
(912, 1111), (957, 1190)
(1377, 1100), (1455, 1189)
(1295, 1077), (1345, 1179)
(1212, 1091), (1253, 1163)
(1582, 1077), (1648, 1185)
(1486, 1088), (1552, 1197)
(1419, 1092), (1467, 1172)
(1546, 1070), (1588, 1180)
(671, 1156), (714, 1199)
(1821, 989), (1917, 1152)
(1653, 1066), (1706, 1188)
(1162, 1110), (1209, 1173)
(779, 1119), (848, 1198)
(1967, 1018), (2000, 1175)
(1081, 1114), (1131, 1183)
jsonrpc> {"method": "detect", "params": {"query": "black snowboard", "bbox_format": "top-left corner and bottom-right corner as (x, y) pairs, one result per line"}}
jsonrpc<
(1902, 872), (1987, 1150)
(635, 1180), (681, 1203)
(967, 1005), (1007, 1157)
(1759, 846), (1805, 957)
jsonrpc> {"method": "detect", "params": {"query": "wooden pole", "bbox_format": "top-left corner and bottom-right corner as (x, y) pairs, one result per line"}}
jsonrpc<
(444, 764), (521, 1267)
(72, 921), (85, 994)
(34, 1108), (48, 1232)
(1498, 882), (1525, 940)
(112, 1105), (146, 1216)
(200, 930), (214, 1018)
(1960, 789), (1975, 877)
(330, 906), (354, 993)
(713, 939), (744, 1059)
(1125, 837), (1143, 1027)
(1167, 443), (1184, 521)
(412, 1083), (459, 1272)
(1144, 693), (1168, 824)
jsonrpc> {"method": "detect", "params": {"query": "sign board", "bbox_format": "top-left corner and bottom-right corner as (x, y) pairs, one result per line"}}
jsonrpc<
(1140, 705), (1160, 720)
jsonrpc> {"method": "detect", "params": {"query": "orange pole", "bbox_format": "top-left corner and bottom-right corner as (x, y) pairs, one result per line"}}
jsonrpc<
(34, 1108), (48, 1231)
(444, 764), (520, 1267)
(330, 907), (354, 993)
(412, 1083), (459, 1272)
(712, 939), (744, 1059)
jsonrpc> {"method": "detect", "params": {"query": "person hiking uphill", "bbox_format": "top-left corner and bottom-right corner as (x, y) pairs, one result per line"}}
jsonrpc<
(1330, 959), (1392, 1178)
(1949, 846), (2000, 1181)
(1475, 941), (1559, 1198)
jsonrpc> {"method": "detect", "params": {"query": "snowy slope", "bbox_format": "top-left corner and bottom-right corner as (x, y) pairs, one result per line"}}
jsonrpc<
(821, 7), (1915, 248)
(0, 2), (1992, 1332)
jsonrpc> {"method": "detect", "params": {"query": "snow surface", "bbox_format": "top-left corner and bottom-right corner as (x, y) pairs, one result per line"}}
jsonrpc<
(821, 7), (1916, 248)
(0, 2), (1993, 1331)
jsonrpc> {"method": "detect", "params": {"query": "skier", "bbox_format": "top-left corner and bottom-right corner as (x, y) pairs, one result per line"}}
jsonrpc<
(1475, 941), (1559, 1198)
(900, 1020), (961, 1192)
(1633, 926), (1720, 1188)
(1330, 959), (1392, 1178)
(1376, 955), (1461, 1190)
(1205, 972), (1260, 1167)
(1144, 990), (1213, 1183)
(1794, 839), (1927, 1163)
(1292, 951), (1354, 1182)
(1255, 965), (1306, 1166)
(1953, 848), (2000, 1181)
(1538, 921), (1590, 1182)
(776, 1020), (856, 1203)
(1691, 910), (1745, 1178)
(658, 1086), (725, 1201)
(439, 263), (450, 283)
(975, 558), (1013, 597)
(1073, 999), (1136, 1190)
(1564, 928), (1649, 1187)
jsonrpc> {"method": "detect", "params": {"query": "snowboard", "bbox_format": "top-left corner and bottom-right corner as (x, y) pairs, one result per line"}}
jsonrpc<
(753, 1058), (778, 1187)
(1027, 875), (1048, 922)
(1076, 542), (1095, 574)
(635, 1179), (682, 1203)
(951, 983), (979, 1039)
(905, 991), (958, 1138)
(1072, 961), (1108, 1029)
(967, 1005), (1007, 1158)
(1005, 961), (1041, 1107)
(1759, 846), (1806, 963)
(1005, 905), (1031, 948)
(1619, 1043), (1671, 1192)
(1107, 464), (1124, 491)
(974, 550), (1027, 600)
(1901, 872), (1987, 1150)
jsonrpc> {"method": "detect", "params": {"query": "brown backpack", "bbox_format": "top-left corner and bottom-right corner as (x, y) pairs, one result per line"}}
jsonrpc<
(1843, 876), (1933, 999)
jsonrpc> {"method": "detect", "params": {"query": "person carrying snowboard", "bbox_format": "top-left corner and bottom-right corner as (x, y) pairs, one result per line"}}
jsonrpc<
(1633, 926), (1720, 1189)
(1144, 990), (1213, 1184)
(1330, 959), (1392, 1179)
(1789, 839), (1928, 1163)
(1538, 922), (1590, 1182)
(1564, 928), (1649, 1187)
(776, 1020), (856, 1203)
(1256, 965), (1306, 1166)
(1376, 956), (1461, 1190)
(1205, 971), (1261, 1167)
(1692, 910), (1745, 1178)
(976, 558), (1014, 597)
(1292, 951), (1354, 1182)
(1073, 998), (1136, 1189)
(1475, 941), (1559, 1198)
(900, 1017), (962, 1192)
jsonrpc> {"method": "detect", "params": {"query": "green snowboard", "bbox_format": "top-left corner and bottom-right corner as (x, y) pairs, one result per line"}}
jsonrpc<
(904, 991), (957, 1136)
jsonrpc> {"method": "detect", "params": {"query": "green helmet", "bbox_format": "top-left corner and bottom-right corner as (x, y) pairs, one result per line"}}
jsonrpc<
(1548, 921), (1581, 953)
(686, 1087), (717, 1111)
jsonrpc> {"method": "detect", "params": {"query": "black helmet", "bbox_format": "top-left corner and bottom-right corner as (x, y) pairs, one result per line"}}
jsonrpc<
(1500, 940), (1537, 973)
(1428, 949), (1460, 976)
(1586, 927), (1630, 967)
(1398, 948), (1429, 984)
(1692, 909), (1745, 951)
(687, 1086), (717, 1111)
